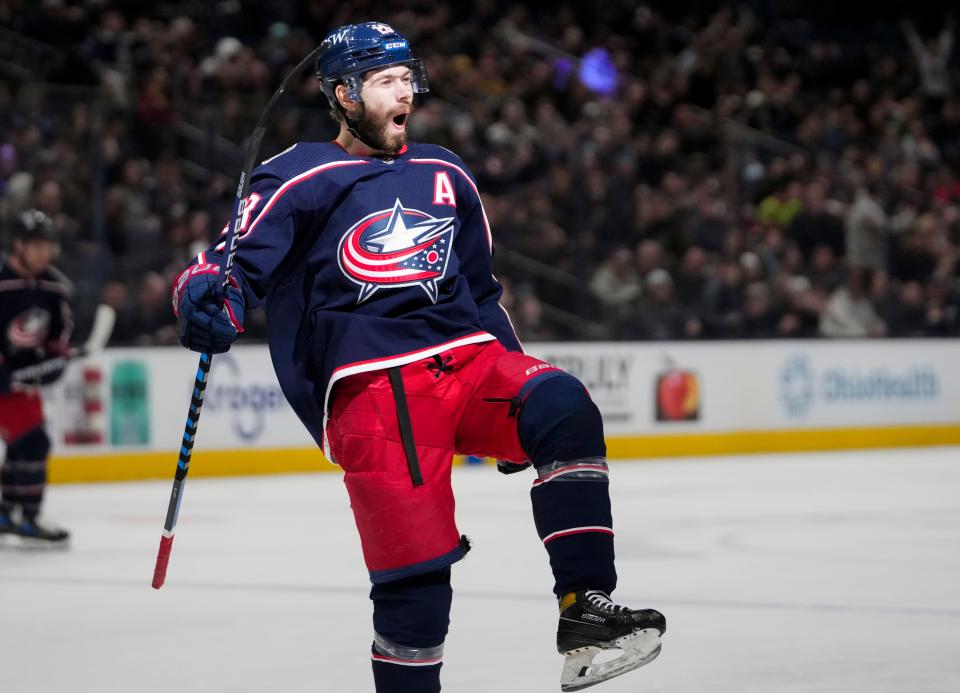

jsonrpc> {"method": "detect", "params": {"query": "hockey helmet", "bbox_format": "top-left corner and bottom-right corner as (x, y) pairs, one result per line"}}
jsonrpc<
(11, 209), (57, 242)
(315, 22), (428, 108)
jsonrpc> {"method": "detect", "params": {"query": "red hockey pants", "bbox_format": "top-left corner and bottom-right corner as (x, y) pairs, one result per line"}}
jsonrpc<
(325, 340), (558, 580)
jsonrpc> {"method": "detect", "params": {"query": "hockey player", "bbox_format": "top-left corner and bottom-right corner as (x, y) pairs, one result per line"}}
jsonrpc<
(173, 22), (664, 691)
(0, 210), (72, 544)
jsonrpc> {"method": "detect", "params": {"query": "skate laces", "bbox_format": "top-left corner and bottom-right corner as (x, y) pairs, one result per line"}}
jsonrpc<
(584, 590), (627, 613)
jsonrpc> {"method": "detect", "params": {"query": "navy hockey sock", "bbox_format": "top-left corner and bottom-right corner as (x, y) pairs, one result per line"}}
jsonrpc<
(2, 428), (50, 518)
(370, 568), (452, 693)
(518, 375), (617, 596)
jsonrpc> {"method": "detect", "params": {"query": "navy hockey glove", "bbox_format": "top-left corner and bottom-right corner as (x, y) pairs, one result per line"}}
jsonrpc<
(172, 263), (245, 354)
(0, 365), (10, 394)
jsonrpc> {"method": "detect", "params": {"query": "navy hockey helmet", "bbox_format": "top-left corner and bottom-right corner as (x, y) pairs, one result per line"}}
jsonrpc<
(315, 22), (429, 109)
(11, 209), (57, 242)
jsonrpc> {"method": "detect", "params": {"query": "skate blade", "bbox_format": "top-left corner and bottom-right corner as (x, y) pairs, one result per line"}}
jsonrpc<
(560, 629), (662, 691)
(16, 535), (71, 551)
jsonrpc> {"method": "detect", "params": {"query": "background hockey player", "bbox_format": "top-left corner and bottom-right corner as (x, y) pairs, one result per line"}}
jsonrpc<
(0, 210), (72, 544)
(172, 22), (665, 692)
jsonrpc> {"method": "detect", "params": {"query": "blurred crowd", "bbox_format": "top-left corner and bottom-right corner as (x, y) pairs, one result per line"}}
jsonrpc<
(0, 1), (958, 344)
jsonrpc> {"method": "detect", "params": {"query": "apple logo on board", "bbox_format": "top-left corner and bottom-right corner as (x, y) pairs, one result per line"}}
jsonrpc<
(654, 357), (701, 422)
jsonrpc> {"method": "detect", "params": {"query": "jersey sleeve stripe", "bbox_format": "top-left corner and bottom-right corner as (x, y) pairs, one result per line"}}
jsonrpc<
(0, 279), (30, 292)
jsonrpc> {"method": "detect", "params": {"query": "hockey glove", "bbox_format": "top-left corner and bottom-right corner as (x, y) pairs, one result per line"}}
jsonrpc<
(0, 365), (10, 395)
(172, 263), (245, 354)
(496, 459), (532, 474)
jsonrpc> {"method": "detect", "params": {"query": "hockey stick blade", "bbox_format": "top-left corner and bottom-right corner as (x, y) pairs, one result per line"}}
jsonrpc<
(84, 304), (116, 354)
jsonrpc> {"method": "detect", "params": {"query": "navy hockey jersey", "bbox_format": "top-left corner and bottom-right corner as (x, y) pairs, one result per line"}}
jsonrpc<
(0, 258), (73, 383)
(196, 141), (521, 451)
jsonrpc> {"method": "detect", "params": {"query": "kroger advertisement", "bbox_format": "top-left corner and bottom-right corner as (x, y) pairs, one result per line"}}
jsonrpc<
(43, 340), (960, 458)
(45, 345), (314, 456)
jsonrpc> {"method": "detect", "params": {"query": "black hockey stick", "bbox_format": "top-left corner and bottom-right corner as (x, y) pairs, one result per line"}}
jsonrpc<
(152, 44), (327, 589)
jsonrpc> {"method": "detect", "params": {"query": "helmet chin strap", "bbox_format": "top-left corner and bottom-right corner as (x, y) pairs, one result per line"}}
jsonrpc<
(338, 103), (380, 152)
(345, 116), (371, 148)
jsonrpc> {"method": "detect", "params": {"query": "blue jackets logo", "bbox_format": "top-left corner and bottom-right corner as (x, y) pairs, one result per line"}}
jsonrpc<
(780, 354), (940, 417)
(338, 198), (455, 304)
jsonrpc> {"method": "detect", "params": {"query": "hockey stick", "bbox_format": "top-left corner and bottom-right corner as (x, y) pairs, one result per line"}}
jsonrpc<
(151, 44), (327, 590)
(10, 304), (116, 383)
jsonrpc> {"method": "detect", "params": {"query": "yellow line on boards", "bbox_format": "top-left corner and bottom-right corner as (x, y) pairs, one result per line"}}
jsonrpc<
(48, 448), (334, 484)
(47, 424), (960, 484)
(605, 424), (960, 458)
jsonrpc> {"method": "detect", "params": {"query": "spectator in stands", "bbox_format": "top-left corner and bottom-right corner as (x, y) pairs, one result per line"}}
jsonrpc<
(777, 276), (824, 338)
(2, 4), (960, 341)
(635, 239), (666, 280)
(845, 180), (890, 274)
(589, 246), (642, 321)
(788, 180), (844, 261)
(740, 282), (781, 338)
(674, 245), (711, 307)
(624, 269), (689, 341)
(901, 17), (954, 103)
(511, 285), (556, 342)
(820, 270), (888, 338)
(698, 258), (745, 338)
(131, 271), (178, 345)
(886, 280), (934, 337)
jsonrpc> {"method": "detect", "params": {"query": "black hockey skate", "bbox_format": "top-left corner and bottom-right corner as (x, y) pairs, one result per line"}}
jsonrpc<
(0, 509), (16, 539)
(15, 517), (70, 546)
(556, 589), (665, 691)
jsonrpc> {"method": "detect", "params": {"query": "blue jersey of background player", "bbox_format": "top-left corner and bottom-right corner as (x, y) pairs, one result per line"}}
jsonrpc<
(173, 22), (665, 692)
(0, 210), (72, 544)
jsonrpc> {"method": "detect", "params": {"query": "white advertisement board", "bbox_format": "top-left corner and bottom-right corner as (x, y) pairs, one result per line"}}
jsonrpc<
(529, 341), (958, 433)
(43, 340), (960, 459)
(45, 345), (314, 457)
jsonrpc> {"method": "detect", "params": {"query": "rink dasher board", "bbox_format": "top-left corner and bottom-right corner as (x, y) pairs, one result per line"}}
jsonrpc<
(19, 340), (960, 483)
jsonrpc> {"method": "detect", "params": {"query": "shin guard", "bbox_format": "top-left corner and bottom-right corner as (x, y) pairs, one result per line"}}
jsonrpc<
(370, 568), (452, 693)
(1, 427), (50, 518)
(518, 375), (616, 596)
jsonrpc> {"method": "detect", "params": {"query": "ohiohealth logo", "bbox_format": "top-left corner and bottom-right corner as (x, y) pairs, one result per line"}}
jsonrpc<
(780, 355), (815, 417)
(779, 354), (940, 418)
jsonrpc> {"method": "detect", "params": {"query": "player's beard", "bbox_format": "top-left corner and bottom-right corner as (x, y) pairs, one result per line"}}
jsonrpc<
(351, 103), (410, 154)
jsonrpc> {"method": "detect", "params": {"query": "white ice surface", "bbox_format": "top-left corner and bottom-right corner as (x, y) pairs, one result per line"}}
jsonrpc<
(1, 447), (959, 693)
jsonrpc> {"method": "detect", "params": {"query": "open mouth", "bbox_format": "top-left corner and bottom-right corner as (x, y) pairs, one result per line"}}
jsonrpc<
(392, 113), (408, 127)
